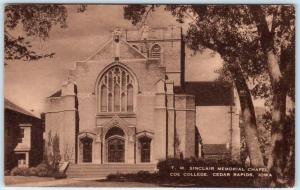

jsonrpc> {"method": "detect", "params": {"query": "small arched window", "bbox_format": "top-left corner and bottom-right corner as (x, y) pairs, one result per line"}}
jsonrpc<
(150, 44), (161, 58)
(98, 65), (136, 113)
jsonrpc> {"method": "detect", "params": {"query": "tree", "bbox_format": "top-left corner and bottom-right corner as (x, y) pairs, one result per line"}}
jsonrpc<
(5, 5), (67, 61)
(124, 5), (295, 187)
(46, 131), (61, 171)
(4, 4), (87, 61)
(249, 6), (295, 187)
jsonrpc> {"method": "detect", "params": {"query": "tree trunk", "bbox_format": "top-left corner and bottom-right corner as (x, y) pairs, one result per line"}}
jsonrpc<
(259, 41), (295, 186)
(227, 62), (265, 168)
(262, 48), (294, 187)
(268, 83), (287, 186)
(249, 6), (293, 185)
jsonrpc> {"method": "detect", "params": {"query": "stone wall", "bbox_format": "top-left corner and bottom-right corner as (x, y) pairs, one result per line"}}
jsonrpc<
(44, 26), (239, 164)
(175, 94), (196, 158)
(45, 82), (77, 163)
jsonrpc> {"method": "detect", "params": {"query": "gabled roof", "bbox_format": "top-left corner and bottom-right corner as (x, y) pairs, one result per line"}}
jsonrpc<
(174, 81), (234, 106)
(101, 115), (131, 129)
(85, 38), (147, 62)
(4, 98), (39, 118)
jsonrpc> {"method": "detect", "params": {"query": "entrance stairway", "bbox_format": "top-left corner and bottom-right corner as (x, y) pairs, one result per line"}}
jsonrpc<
(66, 163), (157, 179)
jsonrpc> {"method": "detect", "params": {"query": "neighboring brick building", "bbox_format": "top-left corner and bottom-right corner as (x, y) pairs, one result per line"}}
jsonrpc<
(4, 98), (44, 170)
(44, 26), (240, 168)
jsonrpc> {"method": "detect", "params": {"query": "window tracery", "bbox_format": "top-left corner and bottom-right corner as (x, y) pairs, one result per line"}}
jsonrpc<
(98, 65), (135, 113)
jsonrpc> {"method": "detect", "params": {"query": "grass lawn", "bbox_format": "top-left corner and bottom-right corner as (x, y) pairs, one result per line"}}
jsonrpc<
(54, 180), (159, 187)
(5, 176), (55, 186)
(4, 176), (159, 187)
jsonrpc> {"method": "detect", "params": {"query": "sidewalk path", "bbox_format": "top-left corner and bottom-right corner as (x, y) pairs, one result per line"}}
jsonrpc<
(7, 178), (82, 187)
(5, 176), (159, 187)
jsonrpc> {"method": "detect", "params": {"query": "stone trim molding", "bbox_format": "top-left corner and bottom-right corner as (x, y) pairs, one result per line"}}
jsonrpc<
(45, 109), (77, 114)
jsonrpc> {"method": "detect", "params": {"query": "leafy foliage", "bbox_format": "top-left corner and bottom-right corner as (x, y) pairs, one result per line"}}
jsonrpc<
(5, 34), (55, 60)
(28, 167), (38, 176)
(45, 131), (61, 172)
(4, 170), (10, 176)
(10, 167), (28, 176)
(4, 5), (67, 61)
(35, 162), (55, 177)
(124, 5), (148, 24)
(9, 162), (55, 177)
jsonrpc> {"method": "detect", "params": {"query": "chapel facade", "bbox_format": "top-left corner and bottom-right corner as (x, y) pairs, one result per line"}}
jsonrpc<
(44, 26), (240, 165)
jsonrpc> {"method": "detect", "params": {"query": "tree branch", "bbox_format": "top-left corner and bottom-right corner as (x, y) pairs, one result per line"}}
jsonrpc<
(139, 5), (155, 27)
(249, 6), (273, 51)
(271, 6), (281, 34)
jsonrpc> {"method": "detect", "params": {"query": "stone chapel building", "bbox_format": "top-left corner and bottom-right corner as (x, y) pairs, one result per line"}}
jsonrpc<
(45, 26), (240, 169)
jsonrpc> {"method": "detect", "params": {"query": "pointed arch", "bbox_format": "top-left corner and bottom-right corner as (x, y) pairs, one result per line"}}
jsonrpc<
(96, 63), (138, 113)
(78, 132), (96, 163)
(105, 127), (126, 163)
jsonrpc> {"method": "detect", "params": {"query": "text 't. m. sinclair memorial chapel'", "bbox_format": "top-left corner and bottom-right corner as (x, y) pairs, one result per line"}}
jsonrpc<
(44, 26), (241, 177)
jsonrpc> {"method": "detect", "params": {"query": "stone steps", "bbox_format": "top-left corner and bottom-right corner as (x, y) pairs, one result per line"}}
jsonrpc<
(66, 163), (156, 179)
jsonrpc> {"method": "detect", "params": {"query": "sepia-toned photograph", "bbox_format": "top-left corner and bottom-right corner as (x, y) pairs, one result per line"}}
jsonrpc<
(4, 4), (295, 188)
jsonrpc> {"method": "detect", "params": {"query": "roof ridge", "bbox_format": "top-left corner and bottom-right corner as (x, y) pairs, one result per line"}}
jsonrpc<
(4, 98), (40, 119)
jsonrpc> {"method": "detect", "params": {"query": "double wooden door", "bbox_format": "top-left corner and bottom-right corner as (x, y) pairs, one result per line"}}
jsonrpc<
(108, 138), (125, 162)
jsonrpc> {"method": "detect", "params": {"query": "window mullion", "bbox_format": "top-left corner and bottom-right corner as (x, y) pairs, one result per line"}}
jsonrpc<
(120, 69), (123, 112)
(112, 75), (115, 113)
(98, 85), (100, 113)
(106, 74), (108, 112)
(99, 66), (134, 113)
(125, 76), (127, 112)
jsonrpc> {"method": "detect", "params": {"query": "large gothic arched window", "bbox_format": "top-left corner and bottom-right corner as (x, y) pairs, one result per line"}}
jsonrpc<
(98, 65), (136, 113)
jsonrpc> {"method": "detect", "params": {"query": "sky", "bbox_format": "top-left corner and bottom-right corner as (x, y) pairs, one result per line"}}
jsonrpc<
(4, 5), (224, 116)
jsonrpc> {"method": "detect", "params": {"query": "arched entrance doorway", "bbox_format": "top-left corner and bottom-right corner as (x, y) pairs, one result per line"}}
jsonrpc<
(105, 127), (125, 163)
